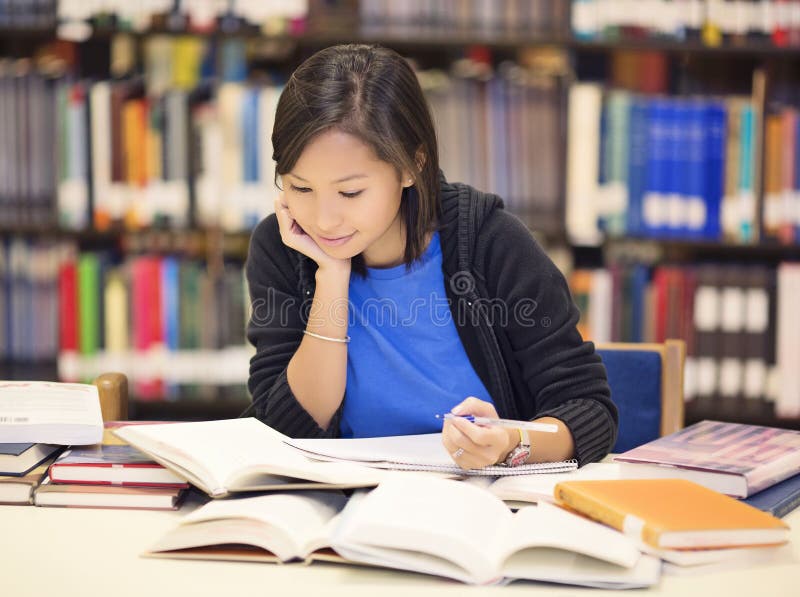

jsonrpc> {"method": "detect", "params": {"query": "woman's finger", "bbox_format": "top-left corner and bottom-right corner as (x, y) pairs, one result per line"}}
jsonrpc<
(448, 415), (504, 448)
(451, 396), (500, 418)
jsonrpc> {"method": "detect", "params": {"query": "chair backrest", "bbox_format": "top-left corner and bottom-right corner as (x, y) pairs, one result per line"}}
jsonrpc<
(93, 372), (129, 421)
(595, 339), (685, 453)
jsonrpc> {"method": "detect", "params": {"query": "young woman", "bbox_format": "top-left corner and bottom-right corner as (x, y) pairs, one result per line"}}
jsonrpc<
(245, 44), (617, 470)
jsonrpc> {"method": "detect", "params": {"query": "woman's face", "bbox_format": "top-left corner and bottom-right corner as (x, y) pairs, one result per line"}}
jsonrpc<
(282, 129), (413, 268)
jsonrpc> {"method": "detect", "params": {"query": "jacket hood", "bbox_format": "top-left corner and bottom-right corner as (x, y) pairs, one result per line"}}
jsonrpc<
(437, 170), (505, 274)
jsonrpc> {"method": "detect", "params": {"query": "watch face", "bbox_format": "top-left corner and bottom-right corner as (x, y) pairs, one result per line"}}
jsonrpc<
(506, 445), (531, 467)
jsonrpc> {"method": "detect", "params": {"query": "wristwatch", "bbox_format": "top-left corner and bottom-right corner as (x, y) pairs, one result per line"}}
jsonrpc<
(502, 428), (531, 467)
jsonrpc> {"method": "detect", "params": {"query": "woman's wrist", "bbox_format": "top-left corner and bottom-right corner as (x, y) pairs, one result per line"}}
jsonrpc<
(316, 259), (351, 281)
(499, 427), (520, 464)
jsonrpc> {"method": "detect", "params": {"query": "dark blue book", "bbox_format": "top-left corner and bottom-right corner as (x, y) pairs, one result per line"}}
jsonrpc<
(743, 472), (800, 519)
(626, 98), (649, 237)
(642, 98), (670, 239)
(702, 100), (727, 241)
(0, 442), (62, 476)
(683, 99), (707, 241)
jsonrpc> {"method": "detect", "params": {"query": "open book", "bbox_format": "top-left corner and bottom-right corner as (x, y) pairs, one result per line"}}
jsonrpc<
(147, 491), (349, 563)
(113, 418), (398, 497)
(147, 477), (660, 588)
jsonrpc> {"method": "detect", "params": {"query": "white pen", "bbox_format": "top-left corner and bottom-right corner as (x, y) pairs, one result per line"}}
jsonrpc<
(435, 413), (558, 433)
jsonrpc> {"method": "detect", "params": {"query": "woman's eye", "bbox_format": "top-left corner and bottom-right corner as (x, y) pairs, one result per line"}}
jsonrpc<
(341, 190), (363, 199)
(290, 185), (311, 193)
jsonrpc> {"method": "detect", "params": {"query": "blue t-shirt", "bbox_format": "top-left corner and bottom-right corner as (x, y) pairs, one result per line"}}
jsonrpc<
(341, 232), (492, 438)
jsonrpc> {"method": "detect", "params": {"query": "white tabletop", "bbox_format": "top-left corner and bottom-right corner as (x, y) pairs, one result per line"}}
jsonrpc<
(2, 493), (799, 597)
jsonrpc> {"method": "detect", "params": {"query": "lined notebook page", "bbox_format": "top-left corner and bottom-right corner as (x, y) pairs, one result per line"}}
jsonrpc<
(285, 433), (576, 477)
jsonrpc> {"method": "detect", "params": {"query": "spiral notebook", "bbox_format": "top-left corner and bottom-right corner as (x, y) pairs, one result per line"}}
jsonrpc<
(284, 433), (577, 476)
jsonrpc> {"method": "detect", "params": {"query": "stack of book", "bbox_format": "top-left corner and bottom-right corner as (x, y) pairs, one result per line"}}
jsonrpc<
(34, 422), (188, 510)
(0, 444), (62, 505)
(0, 381), (187, 508)
(613, 420), (800, 517)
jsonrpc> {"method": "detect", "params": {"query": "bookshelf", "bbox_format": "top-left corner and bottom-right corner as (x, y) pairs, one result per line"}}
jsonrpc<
(0, 1), (799, 429)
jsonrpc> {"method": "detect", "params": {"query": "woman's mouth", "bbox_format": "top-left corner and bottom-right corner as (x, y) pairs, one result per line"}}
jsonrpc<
(317, 232), (356, 247)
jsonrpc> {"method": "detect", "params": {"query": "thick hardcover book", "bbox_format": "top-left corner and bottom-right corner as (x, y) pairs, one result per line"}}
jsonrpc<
(554, 478), (789, 550)
(34, 476), (184, 510)
(0, 456), (57, 504)
(49, 443), (189, 488)
(614, 420), (800, 497)
(0, 381), (103, 445)
(743, 472), (800, 519)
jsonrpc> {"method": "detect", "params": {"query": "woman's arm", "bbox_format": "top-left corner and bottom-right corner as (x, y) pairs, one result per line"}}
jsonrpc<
(246, 216), (347, 437)
(476, 211), (618, 465)
(285, 265), (350, 430)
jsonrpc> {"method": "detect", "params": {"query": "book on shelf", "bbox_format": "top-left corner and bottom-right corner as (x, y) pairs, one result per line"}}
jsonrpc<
(0, 442), (62, 476)
(565, 71), (765, 245)
(47, 422), (189, 488)
(0, 456), (57, 505)
(148, 477), (660, 589)
(34, 475), (185, 510)
(0, 381), (103, 445)
(613, 420), (800, 498)
(554, 478), (789, 550)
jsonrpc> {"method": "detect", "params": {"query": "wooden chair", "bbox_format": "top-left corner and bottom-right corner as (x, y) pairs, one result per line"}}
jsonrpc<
(93, 372), (129, 421)
(595, 339), (686, 452)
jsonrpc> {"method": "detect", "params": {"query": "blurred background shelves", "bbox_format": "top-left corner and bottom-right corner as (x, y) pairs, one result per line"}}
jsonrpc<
(0, 0), (798, 429)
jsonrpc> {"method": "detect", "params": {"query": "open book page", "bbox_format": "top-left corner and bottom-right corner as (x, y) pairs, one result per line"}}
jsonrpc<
(285, 434), (577, 476)
(332, 477), (512, 584)
(331, 476), (662, 587)
(148, 491), (348, 561)
(497, 502), (660, 588)
(489, 462), (621, 503)
(114, 419), (387, 496)
(0, 381), (103, 445)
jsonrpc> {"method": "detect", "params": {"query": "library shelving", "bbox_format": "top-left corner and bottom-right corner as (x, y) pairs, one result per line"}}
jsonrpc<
(1, 0), (799, 429)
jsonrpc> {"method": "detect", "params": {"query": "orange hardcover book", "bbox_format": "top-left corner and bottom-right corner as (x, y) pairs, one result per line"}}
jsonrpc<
(554, 479), (789, 550)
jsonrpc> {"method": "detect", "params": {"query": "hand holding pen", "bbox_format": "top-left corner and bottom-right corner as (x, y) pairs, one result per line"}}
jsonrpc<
(438, 396), (552, 470)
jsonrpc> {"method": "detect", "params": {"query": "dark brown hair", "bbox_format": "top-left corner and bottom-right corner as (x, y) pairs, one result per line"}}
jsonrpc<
(272, 44), (441, 275)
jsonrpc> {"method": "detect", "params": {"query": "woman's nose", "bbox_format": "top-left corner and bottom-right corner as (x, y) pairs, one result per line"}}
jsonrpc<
(316, 198), (343, 232)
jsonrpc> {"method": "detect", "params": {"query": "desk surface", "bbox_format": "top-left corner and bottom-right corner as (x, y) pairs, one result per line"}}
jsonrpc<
(2, 496), (799, 597)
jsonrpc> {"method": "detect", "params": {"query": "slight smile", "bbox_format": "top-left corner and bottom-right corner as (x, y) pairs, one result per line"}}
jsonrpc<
(317, 232), (356, 247)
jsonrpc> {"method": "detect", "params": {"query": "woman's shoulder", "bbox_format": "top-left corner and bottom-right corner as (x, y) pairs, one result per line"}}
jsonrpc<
(474, 209), (563, 280)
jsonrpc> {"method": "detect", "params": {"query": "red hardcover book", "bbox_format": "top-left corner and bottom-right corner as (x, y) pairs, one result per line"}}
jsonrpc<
(614, 420), (800, 498)
(48, 422), (188, 488)
(131, 256), (164, 399)
(58, 259), (78, 352)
